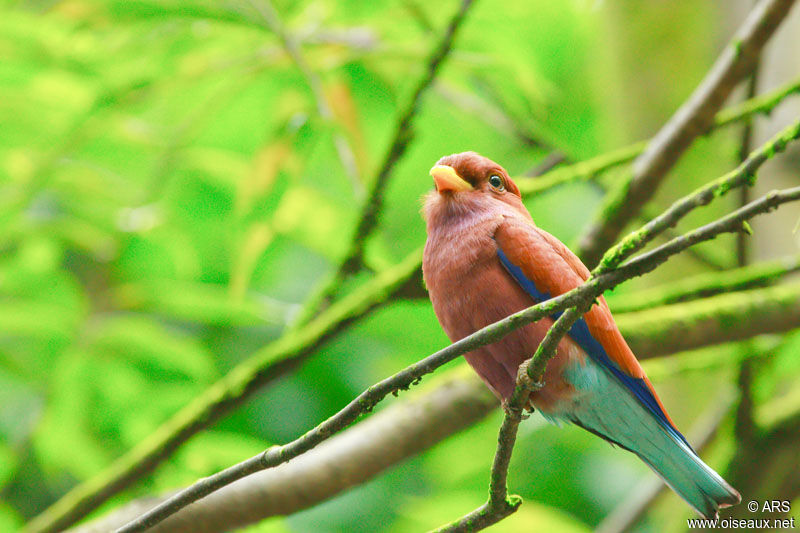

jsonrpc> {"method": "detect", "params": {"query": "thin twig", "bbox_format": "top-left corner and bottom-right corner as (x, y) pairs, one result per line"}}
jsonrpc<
(578, 0), (797, 266)
(595, 119), (800, 273)
(249, 0), (362, 195)
(429, 414), (525, 532)
(434, 307), (585, 532)
(116, 155), (800, 532)
(526, 151), (568, 176)
(639, 204), (731, 270)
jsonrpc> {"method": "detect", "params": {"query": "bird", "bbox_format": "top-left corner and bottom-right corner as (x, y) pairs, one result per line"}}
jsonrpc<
(421, 151), (741, 519)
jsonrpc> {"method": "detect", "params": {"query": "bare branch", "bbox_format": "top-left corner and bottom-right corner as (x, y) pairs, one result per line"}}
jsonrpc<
(578, 0), (798, 266)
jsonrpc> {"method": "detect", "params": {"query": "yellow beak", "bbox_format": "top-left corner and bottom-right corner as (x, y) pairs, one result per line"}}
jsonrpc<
(430, 165), (473, 193)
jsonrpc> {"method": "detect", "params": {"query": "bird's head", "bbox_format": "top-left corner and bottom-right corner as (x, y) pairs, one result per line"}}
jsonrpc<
(424, 151), (528, 224)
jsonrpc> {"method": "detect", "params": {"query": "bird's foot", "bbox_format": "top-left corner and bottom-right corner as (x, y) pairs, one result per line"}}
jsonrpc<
(501, 400), (531, 420)
(517, 371), (545, 393)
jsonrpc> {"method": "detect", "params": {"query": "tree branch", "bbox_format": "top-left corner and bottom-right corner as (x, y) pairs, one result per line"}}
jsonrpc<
(606, 254), (800, 313)
(619, 281), (800, 359)
(595, 119), (800, 273)
(71, 370), (497, 533)
(72, 281), (800, 533)
(577, 0), (797, 266)
(115, 121), (800, 531)
(24, 251), (422, 533)
(433, 307), (586, 532)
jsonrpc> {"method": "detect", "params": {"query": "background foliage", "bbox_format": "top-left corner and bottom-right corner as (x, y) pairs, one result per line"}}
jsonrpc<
(1, 0), (799, 531)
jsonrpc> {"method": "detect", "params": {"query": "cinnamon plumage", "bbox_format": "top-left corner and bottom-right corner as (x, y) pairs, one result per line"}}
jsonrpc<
(421, 151), (740, 519)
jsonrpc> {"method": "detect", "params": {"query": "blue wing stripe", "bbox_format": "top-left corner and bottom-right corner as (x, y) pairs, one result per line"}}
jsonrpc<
(496, 246), (691, 448)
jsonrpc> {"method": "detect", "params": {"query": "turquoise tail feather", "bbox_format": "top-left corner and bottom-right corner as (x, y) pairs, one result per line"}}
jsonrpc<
(545, 358), (741, 519)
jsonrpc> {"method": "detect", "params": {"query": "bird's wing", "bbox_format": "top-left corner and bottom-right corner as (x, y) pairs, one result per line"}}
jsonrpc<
(494, 216), (688, 445)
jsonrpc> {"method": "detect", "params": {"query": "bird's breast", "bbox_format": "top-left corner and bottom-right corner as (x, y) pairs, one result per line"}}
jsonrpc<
(423, 217), (542, 360)
(422, 215), (584, 407)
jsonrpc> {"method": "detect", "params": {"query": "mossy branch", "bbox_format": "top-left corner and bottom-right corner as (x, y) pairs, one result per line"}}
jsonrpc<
(116, 164), (800, 532)
(606, 254), (800, 313)
(70, 284), (800, 532)
(619, 282), (800, 358)
(24, 251), (422, 533)
(596, 118), (800, 273)
(31, 49), (800, 533)
(577, 0), (797, 267)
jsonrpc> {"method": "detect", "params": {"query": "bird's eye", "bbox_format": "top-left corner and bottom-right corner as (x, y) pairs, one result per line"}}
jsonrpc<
(488, 174), (505, 191)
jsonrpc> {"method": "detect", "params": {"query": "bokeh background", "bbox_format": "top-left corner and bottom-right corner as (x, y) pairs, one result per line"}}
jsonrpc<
(1, 0), (800, 531)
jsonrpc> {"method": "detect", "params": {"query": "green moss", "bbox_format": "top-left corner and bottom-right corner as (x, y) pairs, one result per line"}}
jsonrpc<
(507, 494), (523, 508)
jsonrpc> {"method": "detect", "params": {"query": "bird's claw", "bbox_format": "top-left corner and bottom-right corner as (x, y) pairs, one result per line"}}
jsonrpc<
(518, 371), (545, 393)
(501, 400), (532, 420)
